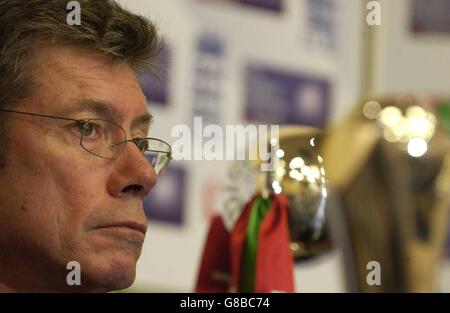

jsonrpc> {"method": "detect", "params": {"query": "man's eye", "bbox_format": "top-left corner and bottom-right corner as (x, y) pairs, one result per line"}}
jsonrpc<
(135, 139), (149, 152)
(74, 121), (102, 139)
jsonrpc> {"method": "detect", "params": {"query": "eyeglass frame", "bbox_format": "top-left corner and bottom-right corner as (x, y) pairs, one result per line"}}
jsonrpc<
(0, 108), (172, 174)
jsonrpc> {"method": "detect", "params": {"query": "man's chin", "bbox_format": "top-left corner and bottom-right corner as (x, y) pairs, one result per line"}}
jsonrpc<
(76, 253), (139, 292)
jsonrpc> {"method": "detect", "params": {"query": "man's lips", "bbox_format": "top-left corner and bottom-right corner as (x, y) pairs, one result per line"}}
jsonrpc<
(96, 221), (147, 236)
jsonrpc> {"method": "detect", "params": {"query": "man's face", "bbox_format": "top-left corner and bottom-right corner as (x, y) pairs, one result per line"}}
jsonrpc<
(0, 45), (157, 292)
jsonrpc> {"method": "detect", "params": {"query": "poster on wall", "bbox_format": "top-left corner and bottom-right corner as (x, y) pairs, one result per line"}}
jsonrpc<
(302, 0), (339, 53)
(143, 164), (186, 225)
(192, 31), (225, 125)
(244, 64), (331, 128)
(411, 0), (450, 35)
(233, 0), (283, 12)
(195, 0), (283, 12)
(140, 44), (171, 106)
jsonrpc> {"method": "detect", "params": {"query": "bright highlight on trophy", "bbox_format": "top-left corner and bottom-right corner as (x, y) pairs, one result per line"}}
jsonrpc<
(363, 100), (437, 158)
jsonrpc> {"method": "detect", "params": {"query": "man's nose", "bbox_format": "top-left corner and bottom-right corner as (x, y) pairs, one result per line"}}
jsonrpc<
(107, 141), (157, 199)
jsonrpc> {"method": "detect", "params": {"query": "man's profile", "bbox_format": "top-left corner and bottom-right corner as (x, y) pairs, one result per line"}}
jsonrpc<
(0, 0), (169, 292)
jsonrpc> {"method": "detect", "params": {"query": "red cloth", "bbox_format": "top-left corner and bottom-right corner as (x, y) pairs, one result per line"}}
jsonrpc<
(195, 214), (231, 292)
(195, 194), (295, 292)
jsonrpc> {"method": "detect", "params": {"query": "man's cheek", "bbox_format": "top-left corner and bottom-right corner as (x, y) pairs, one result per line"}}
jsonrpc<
(51, 165), (106, 209)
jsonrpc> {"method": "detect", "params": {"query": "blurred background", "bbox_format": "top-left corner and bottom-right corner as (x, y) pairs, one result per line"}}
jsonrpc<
(115, 0), (450, 292)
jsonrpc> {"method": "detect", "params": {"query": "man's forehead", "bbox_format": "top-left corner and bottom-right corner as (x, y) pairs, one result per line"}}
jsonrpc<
(34, 45), (117, 71)
(33, 45), (142, 91)
(31, 45), (151, 125)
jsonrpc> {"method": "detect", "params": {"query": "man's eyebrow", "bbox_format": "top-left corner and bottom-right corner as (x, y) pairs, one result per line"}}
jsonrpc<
(65, 99), (153, 129)
(66, 99), (120, 121)
(132, 112), (153, 130)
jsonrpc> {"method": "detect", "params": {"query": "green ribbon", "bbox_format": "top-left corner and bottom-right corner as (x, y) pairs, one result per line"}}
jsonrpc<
(438, 101), (450, 135)
(239, 196), (272, 292)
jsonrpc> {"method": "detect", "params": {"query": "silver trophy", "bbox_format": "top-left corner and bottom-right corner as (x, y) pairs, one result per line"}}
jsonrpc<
(221, 126), (332, 262)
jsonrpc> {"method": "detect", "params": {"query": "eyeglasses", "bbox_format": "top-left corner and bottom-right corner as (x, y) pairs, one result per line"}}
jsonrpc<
(0, 109), (172, 175)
